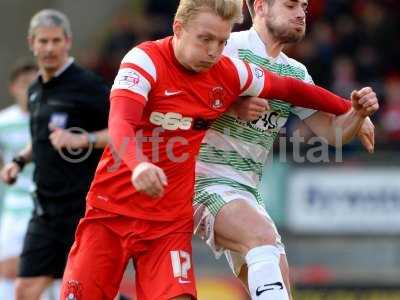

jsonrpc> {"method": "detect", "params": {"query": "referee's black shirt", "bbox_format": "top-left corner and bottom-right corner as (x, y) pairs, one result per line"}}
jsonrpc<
(28, 62), (109, 203)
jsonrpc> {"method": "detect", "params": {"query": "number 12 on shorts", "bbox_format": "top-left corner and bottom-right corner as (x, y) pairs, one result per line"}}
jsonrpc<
(170, 250), (191, 283)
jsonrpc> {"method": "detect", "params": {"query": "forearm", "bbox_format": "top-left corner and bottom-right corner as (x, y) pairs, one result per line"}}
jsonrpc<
(108, 95), (146, 171)
(332, 109), (366, 145)
(17, 142), (33, 164)
(87, 129), (109, 148)
(306, 109), (366, 146)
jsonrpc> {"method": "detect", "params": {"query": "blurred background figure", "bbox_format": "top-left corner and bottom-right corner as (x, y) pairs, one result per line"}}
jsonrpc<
(1, 9), (109, 300)
(0, 60), (37, 300)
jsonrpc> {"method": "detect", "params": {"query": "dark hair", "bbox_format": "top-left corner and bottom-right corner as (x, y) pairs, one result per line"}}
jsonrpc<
(9, 59), (37, 83)
(245, 0), (275, 18)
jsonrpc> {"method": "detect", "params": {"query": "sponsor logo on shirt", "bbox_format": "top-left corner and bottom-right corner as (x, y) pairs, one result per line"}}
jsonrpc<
(164, 90), (183, 96)
(255, 67), (264, 79)
(115, 69), (140, 88)
(149, 112), (193, 130)
(29, 92), (38, 102)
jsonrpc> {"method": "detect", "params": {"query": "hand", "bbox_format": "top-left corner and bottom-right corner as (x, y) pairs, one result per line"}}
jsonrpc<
(0, 162), (20, 185)
(351, 87), (379, 117)
(131, 162), (168, 198)
(357, 117), (375, 153)
(231, 97), (270, 121)
(49, 124), (88, 151)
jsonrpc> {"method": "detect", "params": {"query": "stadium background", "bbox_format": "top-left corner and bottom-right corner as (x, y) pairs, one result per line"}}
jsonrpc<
(0, 0), (399, 299)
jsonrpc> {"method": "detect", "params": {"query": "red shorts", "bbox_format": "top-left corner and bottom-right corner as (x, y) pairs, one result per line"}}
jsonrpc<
(61, 206), (196, 300)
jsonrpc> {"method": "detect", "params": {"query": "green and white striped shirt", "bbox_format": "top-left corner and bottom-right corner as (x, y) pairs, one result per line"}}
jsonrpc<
(0, 105), (34, 217)
(196, 27), (316, 190)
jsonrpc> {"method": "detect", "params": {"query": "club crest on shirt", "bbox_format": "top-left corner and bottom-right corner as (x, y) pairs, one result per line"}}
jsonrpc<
(209, 86), (225, 109)
(50, 112), (68, 129)
(64, 280), (82, 300)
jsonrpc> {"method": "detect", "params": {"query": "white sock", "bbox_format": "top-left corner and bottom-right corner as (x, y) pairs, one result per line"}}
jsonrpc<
(0, 278), (15, 300)
(245, 245), (289, 300)
(40, 279), (61, 300)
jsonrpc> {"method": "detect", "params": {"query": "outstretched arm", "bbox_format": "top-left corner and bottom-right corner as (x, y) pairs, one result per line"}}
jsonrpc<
(259, 69), (351, 115)
(233, 60), (351, 115)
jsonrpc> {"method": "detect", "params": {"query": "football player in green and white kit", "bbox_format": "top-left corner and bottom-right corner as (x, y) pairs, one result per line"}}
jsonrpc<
(193, 1), (378, 299)
(0, 61), (36, 299)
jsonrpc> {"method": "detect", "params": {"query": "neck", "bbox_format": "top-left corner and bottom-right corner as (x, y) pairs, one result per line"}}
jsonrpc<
(253, 20), (284, 58)
(16, 100), (28, 113)
(40, 56), (69, 83)
(172, 37), (194, 72)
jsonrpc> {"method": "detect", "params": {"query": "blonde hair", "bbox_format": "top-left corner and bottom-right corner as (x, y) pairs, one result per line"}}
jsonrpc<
(175, 0), (244, 25)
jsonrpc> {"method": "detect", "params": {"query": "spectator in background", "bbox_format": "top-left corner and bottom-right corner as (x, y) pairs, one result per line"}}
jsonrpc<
(0, 61), (37, 300)
(331, 56), (360, 97)
(1, 9), (109, 300)
(381, 75), (400, 143)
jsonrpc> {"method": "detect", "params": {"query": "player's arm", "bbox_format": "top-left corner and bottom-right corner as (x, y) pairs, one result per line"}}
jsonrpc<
(110, 47), (167, 198)
(0, 142), (32, 185)
(303, 87), (378, 151)
(233, 59), (352, 115)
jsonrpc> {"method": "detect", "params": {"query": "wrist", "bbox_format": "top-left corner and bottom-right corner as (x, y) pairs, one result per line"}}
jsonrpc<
(87, 132), (97, 147)
(353, 108), (368, 119)
(12, 155), (27, 171)
(80, 132), (97, 148)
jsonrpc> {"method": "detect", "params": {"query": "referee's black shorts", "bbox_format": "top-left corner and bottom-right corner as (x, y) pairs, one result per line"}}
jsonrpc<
(18, 192), (85, 279)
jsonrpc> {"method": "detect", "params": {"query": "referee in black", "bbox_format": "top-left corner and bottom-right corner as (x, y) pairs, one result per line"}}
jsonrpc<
(1, 9), (109, 299)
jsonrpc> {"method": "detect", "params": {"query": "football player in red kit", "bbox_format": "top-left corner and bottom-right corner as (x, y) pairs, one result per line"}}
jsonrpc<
(60, 1), (375, 299)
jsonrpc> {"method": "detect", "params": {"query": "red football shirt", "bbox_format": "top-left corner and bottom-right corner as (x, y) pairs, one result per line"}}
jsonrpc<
(87, 37), (351, 221)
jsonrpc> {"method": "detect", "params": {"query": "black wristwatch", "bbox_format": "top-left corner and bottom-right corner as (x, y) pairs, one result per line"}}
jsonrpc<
(12, 155), (26, 171)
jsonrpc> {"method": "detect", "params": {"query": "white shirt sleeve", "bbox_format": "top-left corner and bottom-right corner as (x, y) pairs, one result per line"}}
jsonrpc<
(111, 48), (157, 101)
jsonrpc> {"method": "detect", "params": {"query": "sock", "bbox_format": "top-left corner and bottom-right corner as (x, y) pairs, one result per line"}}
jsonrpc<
(0, 278), (15, 300)
(40, 279), (61, 300)
(245, 245), (289, 300)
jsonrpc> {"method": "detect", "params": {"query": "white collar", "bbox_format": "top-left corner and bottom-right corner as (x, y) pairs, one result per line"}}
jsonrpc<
(248, 27), (282, 63)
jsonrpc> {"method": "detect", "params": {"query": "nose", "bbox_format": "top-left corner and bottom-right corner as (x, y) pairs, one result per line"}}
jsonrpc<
(45, 41), (55, 52)
(296, 7), (306, 20)
(207, 41), (220, 60)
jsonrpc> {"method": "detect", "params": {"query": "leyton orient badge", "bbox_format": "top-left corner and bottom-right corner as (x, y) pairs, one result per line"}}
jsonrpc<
(209, 86), (225, 109)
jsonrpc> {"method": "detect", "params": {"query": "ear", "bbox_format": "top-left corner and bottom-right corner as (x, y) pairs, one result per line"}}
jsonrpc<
(173, 20), (184, 38)
(254, 0), (267, 18)
(9, 82), (17, 98)
(65, 36), (72, 52)
(27, 36), (34, 53)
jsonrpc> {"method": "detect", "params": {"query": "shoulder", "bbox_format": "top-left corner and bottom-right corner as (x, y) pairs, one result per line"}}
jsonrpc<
(281, 52), (312, 81)
(0, 105), (20, 125)
(73, 64), (108, 86)
(224, 30), (252, 58)
(120, 39), (164, 83)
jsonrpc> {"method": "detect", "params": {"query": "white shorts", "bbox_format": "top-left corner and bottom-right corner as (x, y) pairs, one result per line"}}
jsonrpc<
(0, 213), (30, 260)
(193, 182), (285, 276)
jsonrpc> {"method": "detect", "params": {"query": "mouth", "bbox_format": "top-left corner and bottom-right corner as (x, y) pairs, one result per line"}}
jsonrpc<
(291, 21), (305, 28)
(43, 56), (57, 61)
(199, 61), (215, 68)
